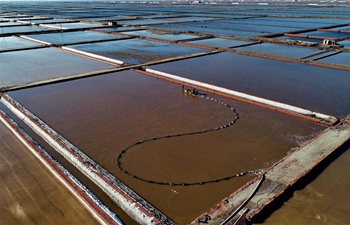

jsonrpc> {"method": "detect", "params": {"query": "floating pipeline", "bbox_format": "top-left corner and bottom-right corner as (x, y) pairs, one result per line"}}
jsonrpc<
(117, 93), (263, 186)
(0, 93), (175, 225)
(140, 68), (338, 126)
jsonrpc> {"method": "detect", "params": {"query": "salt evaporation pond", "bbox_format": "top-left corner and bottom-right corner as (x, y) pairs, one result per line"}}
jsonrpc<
(278, 36), (323, 43)
(149, 52), (350, 118)
(0, 103), (137, 225)
(8, 69), (324, 224)
(189, 38), (253, 48)
(0, 47), (114, 88)
(120, 30), (200, 41)
(338, 39), (350, 49)
(24, 30), (123, 45)
(118, 19), (176, 26)
(161, 20), (294, 34)
(2, 2), (350, 224)
(67, 39), (207, 64)
(236, 43), (323, 58)
(17, 19), (68, 24)
(166, 17), (217, 22)
(318, 52), (350, 66)
(0, 26), (50, 35)
(0, 21), (23, 26)
(45, 22), (103, 29)
(0, 122), (100, 225)
(301, 30), (350, 39)
(249, 17), (349, 26)
(94, 27), (143, 33)
(150, 24), (263, 37)
(331, 25), (350, 31)
(226, 18), (324, 29)
(79, 16), (131, 22)
(260, 142), (350, 225)
(0, 36), (43, 51)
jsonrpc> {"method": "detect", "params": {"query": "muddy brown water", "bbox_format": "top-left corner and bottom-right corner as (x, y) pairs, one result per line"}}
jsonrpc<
(6, 70), (325, 224)
(0, 121), (100, 225)
(0, 105), (137, 225)
(258, 143), (350, 225)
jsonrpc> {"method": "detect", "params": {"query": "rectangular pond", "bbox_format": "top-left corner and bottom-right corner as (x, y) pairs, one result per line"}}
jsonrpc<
(0, 21), (23, 27)
(163, 20), (295, 34)
(0, 36), (43, 51)
(249, 17), (350, 26)
(0, 47), (114, 88)
(189, 37), (253, 48)
(79, 16), (133, 22)
(0, 26), (50, 35)
(0, 121), (100, 225)
(44, 22), (104, 29)
(197, 20), (296, 33)
(120, 30), (200, 41)
(67, 39), (207, 64)
(150, 24), (264, 37)
(318, 52), (350, 66)
(117, 19), (176, 26)
(149, 52), (350, 118)
(24, 31), (123, 45)
(235, 43), (323, 59)
(19, 19), (70, 24)
(338, 39), (350, 49)
(166, 17), (217, 22)
(277, 36), (323, 43)
(225, 18), (327, 29)
(93, 27), (144, 33)
(329, 25), (350, 32)
(301, 30), (350, 39)
(8, 69), (324, 224)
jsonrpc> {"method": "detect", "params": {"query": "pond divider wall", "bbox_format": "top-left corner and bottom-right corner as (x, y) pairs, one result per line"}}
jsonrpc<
(192, 114), (350, 225)
(317, 28), (350, 34)
(19, 35), (133, 47)
(0, 23), (31, 28)
(61, 37), (135, 47)
(310, 51), (342, 61)
(0, 109), (123, 225)
(301, 50), (331, 60)
(0, 66), (135, 92)
(175, 40), (260, 51)
(38, 23), (107, 30)
(61, 46), (125, 65)
(19, 35), (53, 46)
(0, 93), (175, 225)
(169, 41), (220, 51)
(226, 48), (350, 71)
(141, 68), (338, 126)
(0, 44), (49, 53)
(138, 50), (222, 67)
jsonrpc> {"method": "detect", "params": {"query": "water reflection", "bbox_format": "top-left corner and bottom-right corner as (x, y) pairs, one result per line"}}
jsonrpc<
(258, 142), (350, 225)
(9, 70), (324, 223)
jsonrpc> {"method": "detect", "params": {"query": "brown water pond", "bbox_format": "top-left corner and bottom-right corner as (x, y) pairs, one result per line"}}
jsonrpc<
(8, 70), (324, 224)
(0, 121), (100, 225)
